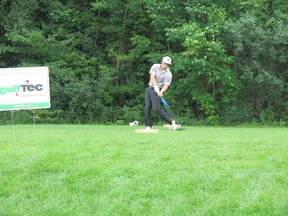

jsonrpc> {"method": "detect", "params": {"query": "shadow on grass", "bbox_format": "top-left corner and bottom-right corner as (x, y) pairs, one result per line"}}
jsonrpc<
(175, 127), (186, 131)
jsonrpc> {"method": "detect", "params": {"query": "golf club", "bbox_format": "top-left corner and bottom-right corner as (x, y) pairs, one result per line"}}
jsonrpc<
(161, 97), (175, 119)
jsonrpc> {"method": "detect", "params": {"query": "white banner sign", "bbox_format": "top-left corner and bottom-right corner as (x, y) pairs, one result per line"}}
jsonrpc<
(0, 67), (50, 111)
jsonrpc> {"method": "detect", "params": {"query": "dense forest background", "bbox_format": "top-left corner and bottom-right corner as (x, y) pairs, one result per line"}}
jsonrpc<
(0, 0), (287, 126)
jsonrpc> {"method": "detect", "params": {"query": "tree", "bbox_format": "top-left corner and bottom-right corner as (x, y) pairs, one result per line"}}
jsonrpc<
(225, 13), (288, 123)
(165, 3), (240, 124)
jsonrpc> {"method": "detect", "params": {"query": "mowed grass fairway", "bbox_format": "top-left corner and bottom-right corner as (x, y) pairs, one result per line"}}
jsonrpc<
(0, 125), (288, 216)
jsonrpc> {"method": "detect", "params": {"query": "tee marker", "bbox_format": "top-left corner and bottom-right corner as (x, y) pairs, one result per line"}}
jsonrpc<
(163, 124), (181, 128)
(135, 129), (159, 133)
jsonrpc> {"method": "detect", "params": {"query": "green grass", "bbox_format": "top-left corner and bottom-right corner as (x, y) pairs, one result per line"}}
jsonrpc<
(0, 124), (288, 215)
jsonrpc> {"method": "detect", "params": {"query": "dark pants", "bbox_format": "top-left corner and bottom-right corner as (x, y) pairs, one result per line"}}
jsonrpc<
(145, 87), (172, 127)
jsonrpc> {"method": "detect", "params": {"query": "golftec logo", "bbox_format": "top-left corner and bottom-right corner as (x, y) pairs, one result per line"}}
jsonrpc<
(0, 80), (43, 96)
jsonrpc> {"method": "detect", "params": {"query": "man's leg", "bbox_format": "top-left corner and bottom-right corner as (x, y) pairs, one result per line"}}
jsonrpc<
(150, 90), (173, 124)
(144, 88), (153, 127)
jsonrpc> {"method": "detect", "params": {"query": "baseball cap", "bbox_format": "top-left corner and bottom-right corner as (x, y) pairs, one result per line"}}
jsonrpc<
(162, 56), (172, 65)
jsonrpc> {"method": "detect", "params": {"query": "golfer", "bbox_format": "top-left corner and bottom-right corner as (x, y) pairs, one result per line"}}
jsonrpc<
(144, 56), (177, 130)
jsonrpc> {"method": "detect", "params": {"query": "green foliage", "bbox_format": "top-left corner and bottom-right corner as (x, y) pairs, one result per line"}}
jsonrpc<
(167, 21), (239, 125)
(0, 0), (287, 126)
(35, 109), (66, 124)
(225, 13), (287, 124)
(220, 104), (252, 126)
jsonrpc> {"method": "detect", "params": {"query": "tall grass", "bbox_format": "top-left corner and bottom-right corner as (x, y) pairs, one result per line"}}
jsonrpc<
(0, 125), (287, 215)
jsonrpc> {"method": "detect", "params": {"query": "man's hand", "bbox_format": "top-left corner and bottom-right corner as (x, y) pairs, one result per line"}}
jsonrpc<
(158, 85), (168, 97)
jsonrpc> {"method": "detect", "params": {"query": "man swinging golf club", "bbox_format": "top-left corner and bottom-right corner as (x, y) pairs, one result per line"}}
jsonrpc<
(144, 56), (177, 130)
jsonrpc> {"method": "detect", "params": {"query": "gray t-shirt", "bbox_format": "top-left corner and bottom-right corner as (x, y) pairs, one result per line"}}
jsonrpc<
(148, 64), (172, 88)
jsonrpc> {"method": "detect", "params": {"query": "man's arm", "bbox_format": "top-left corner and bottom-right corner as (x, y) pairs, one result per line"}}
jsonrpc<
(150, 72), (157, 87)
(159, 84), (168, 97)
(150, 72), (169, 97)
(150, 72), (160, 93)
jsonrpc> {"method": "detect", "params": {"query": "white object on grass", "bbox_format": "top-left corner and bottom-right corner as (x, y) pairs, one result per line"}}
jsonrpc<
(164, 124), (181, 128)
(129, 120), (139, 126)
(135, 129), (159, 133)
